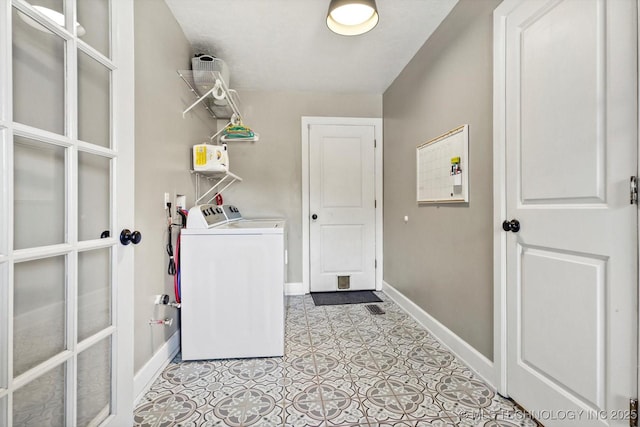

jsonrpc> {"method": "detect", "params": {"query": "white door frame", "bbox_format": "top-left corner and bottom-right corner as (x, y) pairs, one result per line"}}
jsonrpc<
(637, 0), (640, 405)
(493, 0), (640, 399)
(112, 0), (136, 423)
(301, 117), (383, 295)
(492, 0), (520, 397)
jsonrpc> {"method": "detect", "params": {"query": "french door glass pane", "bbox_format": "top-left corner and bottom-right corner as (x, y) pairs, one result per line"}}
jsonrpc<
(12, 7), (65, 135)
(77, 0), (110, 57)
(14, 136), (65, 250)
(13, 364), (65, 426)
(78, 248), (111, 340)
(13, 256), (66, 377)
(0, 262), (6, 388)
(0, 131), (5, 257)
(78, 152), (110, 241)
(23, 0), (64, 16)
(77, 337), (111, 426)
(78, 51), (110, 148)
(0, 396), (5, 425)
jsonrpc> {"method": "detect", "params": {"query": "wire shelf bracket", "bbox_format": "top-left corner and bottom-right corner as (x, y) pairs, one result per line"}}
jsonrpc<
(192, 170), (243, 205)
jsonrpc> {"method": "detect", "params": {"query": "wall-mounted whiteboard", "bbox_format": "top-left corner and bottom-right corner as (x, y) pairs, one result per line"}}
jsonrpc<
(417, 124), (469, 203)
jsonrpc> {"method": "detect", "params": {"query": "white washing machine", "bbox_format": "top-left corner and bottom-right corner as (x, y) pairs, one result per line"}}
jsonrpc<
(180, 204), (286, 360)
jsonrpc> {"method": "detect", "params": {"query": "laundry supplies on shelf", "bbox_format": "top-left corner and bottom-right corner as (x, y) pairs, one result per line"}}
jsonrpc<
(178, 53), (260, 142)
(220, 121), (259, 142)
(190, 142), (241, 204)
(192, 143), (229, 173)
(191, 54), (230, 91)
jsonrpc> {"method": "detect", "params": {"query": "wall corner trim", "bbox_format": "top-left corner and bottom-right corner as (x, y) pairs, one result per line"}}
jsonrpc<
(285, 282), (306, 296)
(133, 330), (181, 405)
(382, 281), (496, 388)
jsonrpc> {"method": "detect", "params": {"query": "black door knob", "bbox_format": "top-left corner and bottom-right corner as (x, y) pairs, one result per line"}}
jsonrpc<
(120, 229), (142, 245)
(502, 219), (520, 233)
(311, 214), (318, 220)
(130, 230), (142, 244)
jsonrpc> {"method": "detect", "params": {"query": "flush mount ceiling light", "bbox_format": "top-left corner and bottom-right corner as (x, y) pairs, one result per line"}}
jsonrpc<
(326, 0), (379, 36)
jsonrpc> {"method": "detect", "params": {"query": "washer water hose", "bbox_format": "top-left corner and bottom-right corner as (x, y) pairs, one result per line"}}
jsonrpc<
(166, 204), (188, 303)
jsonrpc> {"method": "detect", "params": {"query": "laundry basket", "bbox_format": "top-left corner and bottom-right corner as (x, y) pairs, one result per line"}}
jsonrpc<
(192, 54), (230, 91)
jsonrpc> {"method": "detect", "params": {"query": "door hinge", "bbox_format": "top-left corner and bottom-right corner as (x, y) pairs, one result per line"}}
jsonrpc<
(375, 259), (377, 268)
(631, 398), (638, 427)
(374, 139), (377, 148)
(631, 176), (638, 205)
(374, 199), (377, 208)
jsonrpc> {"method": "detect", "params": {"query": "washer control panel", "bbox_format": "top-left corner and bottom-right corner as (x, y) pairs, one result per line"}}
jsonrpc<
(186, 204), (243, 229)
(187, 204), (227, 229)
(222, 205), (242, 222)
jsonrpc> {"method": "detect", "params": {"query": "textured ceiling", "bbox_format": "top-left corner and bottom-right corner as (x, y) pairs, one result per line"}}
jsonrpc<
(164, 0), (458, 94)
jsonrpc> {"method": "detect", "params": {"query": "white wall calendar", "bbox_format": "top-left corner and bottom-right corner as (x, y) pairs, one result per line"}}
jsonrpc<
(416, 124), (469, 203)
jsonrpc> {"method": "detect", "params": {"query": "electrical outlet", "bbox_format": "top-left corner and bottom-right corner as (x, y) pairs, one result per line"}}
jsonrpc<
(176, 194), (186, 210)
(164, 192), (170, 209)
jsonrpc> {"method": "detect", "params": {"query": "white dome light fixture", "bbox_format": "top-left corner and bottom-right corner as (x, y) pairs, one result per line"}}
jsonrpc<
(327, 0), (379, 36)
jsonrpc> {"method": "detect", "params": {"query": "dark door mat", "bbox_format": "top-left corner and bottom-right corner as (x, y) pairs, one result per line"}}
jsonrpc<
(311, 290), (382, 306)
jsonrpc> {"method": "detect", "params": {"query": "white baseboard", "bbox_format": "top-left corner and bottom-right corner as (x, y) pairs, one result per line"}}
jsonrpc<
(382, 281), (496, 388)
(133, 330), (181, 405)
(285, 282), (305, 295)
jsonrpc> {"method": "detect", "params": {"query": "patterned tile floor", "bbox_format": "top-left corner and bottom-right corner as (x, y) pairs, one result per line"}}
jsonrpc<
(134, 293), (538, 426)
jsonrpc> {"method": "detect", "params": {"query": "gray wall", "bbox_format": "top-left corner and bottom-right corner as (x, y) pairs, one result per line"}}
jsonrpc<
(219, 90), (382, 283)
(132, 5), (380, 372)
(133, 0), (213, 374)
(382, 0), (500, 359)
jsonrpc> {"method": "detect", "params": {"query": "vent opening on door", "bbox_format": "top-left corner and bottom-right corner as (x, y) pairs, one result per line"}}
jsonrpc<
(338, 276), (350, 289)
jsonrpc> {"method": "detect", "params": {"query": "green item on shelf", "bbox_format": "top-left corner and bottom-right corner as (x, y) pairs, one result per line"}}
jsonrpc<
(223, 123), (255, 139)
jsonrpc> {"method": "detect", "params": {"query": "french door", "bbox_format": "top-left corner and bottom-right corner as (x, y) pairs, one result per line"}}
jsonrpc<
(0, 0), (134, 426)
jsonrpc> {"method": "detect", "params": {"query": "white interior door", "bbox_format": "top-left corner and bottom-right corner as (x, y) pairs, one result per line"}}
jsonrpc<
(309, 124), (376, 292)
(502, 0), (638, 424)
(0, 0), (134, 425)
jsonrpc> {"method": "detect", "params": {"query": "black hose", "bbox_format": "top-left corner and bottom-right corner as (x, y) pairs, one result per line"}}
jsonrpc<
(166, 208), (176, 276)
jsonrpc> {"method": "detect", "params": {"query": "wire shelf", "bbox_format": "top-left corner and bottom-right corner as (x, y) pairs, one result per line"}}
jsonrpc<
(178, 70), (242, 120)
